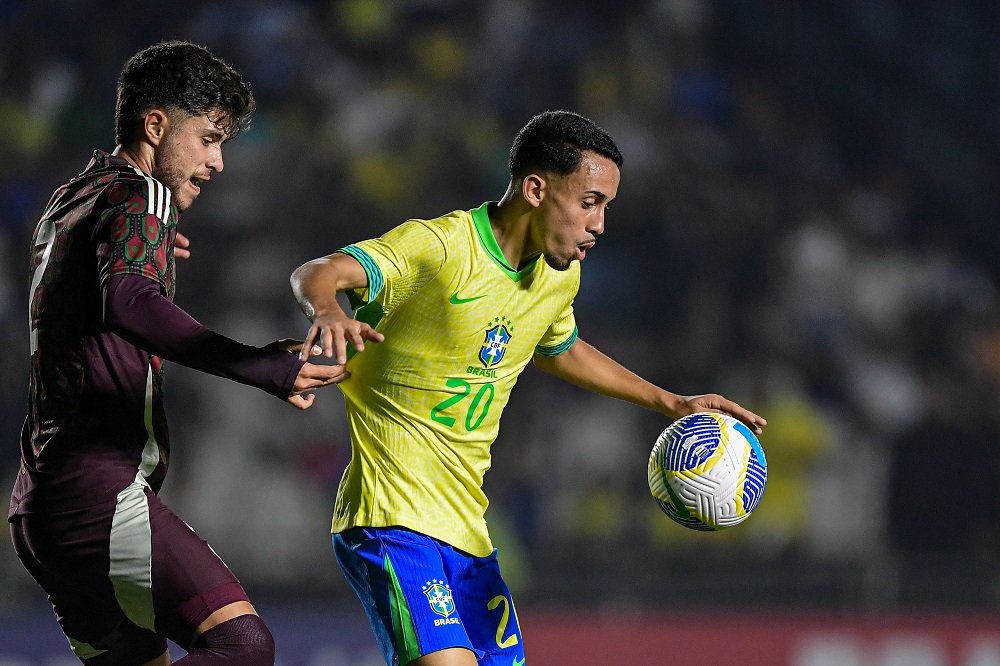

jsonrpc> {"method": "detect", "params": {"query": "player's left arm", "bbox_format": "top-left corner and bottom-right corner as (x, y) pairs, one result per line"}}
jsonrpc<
(532, 338), (766, 434)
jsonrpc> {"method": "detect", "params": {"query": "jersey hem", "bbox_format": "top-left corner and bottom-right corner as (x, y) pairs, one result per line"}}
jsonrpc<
(332, 517), (494, 559)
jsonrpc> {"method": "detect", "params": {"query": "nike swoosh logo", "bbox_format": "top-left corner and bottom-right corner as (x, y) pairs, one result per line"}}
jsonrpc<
(450, 292), (486, 304)
(513, 657), (525, 666)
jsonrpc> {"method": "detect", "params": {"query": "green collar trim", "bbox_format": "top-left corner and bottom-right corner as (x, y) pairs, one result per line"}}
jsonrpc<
(471, 202), (538, 282)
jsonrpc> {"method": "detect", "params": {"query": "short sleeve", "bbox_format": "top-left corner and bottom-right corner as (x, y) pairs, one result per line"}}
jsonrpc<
(338, 219), (448, 312)
(94, 179), (176, 297)
(535, 300), (578, 356)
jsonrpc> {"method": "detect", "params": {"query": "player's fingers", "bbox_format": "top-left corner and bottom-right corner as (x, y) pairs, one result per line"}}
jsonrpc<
(723, 402), (766, 434)
(334, 331), (350, 366)
(287, 393), (314, 410)
(173, 233), (191, 259)
(296, 364), (346, 390)
(316, 369), (350, 385)
(322, 326), (336, 359)
(744, 413), (766, 434)
(347, 326), (368, 354)
(744, 409), (766, 427)
(299, 327), (319, 361)
(362, 327), (384, 343)
(306, 363), (348, 383)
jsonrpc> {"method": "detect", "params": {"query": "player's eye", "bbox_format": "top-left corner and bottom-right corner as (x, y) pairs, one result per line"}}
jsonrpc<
(582, 201), (595, 209)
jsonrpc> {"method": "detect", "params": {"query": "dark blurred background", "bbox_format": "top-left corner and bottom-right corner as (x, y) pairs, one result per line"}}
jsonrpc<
(3, 1), (1000, 664)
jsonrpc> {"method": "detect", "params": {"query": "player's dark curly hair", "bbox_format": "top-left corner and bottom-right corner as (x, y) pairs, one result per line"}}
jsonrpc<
(115, 41), (255, 145)
(509, 110), (623, 178)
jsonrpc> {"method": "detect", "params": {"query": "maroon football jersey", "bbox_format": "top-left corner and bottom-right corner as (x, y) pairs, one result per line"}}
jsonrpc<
(12, 150), (178, 515)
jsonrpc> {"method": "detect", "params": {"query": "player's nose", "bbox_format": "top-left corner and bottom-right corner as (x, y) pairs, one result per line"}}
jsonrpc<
(207, 145), (224, 173)
(587, 213), (605, 236)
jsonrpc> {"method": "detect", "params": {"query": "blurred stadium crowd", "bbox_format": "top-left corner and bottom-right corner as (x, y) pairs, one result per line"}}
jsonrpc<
(3, 0), (1000, 614)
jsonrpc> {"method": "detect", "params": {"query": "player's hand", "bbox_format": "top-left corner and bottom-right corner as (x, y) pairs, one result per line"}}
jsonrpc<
(675, 394), (766, 435)
(300, 310), (384, 365)
(286, 361), (350, 410)
(276, 339), (323, 357)
(174, 232), (191, 259)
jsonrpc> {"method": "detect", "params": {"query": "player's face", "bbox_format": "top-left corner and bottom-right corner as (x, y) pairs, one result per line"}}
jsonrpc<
(535, 151), (620, 271)
(153, 113), (226, 212)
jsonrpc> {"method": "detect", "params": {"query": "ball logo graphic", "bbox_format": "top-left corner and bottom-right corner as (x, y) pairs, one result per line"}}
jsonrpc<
(648, 412), (767, 531)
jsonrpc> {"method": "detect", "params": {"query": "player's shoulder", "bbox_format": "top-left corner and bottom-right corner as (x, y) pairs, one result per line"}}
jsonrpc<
(86, 152), (172, 219)
(385, 207), (475, 251)
(407, 207), (474, 237)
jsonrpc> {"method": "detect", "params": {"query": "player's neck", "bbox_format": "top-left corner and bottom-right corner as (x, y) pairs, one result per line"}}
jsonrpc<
(113, 143), (155, 177)
(491, 187), (540, 270)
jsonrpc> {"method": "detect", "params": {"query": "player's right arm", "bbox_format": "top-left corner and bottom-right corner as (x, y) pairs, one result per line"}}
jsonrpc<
(94, 178), (343, 410)
(103, 274), (346, 409)
(290, 253), (384, 364)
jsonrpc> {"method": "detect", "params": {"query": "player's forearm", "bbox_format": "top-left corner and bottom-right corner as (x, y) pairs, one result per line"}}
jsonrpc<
(290, 254), (361, 321)
(103, 274), (302, 399)
(534, 338), (684, 417)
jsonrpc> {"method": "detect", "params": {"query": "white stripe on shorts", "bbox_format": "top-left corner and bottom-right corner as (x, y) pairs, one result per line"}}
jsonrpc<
(109, 476), (156, 631)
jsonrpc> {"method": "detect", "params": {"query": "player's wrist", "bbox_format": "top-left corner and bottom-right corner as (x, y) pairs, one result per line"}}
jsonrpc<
(309, 302), (348, 322)
(660, 392), (687, 420)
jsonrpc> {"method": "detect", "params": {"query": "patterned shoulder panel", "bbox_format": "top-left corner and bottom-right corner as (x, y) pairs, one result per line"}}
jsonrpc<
(94, 173), (177, 299)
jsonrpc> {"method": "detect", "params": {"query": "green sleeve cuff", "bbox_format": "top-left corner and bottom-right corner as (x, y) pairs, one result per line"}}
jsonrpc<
(535, 326), (578, 356)
(338, 245), (384, 305)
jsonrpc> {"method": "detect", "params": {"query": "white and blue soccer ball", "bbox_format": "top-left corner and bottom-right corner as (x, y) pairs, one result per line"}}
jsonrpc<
(648, 412), (767, 531)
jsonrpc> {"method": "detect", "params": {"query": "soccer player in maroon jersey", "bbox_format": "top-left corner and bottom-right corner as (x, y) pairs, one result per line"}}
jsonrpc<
(8, 41), (345, 665)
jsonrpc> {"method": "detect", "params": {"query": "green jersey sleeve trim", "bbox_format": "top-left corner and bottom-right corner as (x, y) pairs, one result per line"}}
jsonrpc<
(337, 245), (386, 362)
(535, 325), (578, 356)
(471, 202), (538, 282)
(338, 245), (384, 303)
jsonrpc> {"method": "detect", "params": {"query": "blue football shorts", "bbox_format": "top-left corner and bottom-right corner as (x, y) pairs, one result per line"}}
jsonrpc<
(333, 526), (526, 666)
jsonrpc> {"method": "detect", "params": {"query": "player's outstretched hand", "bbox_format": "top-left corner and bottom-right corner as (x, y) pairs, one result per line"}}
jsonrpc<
(287, 361), (350, 410)
(174, 232), (191, 259)
(277, 339), (322, 357)
(300, 311), (384, 365)
(676, 394), (766, 435)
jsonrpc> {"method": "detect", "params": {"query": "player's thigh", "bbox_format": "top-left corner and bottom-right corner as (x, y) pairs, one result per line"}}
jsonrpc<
(333, 527), (483, 665)
(143, 488), (253, 649)
(452, 550), (525, 666)
(9, 510), (169, 665)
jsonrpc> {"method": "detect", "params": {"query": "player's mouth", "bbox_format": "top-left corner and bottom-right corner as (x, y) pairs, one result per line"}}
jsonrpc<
(189, 176), (209, 194)
(576, 240), (596, 260)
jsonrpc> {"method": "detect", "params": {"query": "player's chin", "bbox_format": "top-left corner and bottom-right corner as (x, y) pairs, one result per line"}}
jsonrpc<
(543, 253), (574, 271)
(174, 193), (196, 212)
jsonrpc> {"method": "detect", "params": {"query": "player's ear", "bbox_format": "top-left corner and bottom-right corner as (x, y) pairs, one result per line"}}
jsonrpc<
(521, 174), (546, 208)
(143, 109), (170, 147)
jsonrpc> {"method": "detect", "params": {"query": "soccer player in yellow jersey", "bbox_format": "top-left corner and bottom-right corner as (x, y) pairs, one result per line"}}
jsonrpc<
(291, 110), (766, 666)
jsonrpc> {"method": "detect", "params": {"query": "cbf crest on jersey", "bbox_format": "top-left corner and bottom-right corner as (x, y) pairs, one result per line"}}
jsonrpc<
(423, 579), (456, 618)
(480, 316), (513, 368)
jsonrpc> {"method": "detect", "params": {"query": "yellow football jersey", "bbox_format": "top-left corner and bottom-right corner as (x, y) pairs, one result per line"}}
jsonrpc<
(333, 202), (579, 556)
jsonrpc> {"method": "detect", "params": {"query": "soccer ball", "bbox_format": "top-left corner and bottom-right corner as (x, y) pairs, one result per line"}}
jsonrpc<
(648, 412), (767, 531)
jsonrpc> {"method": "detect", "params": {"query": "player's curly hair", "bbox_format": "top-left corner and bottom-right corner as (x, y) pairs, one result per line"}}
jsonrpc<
(509, 110), (623, 178)
(115, 40), (255, 146)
